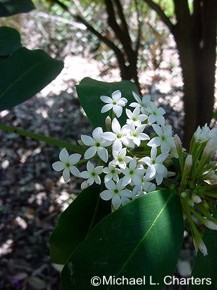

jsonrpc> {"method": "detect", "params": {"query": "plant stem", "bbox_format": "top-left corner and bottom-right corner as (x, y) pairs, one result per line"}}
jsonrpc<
(0, 123), (84, 154)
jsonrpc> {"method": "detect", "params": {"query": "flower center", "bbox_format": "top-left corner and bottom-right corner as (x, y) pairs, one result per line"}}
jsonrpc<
(65, 163), (71, 168)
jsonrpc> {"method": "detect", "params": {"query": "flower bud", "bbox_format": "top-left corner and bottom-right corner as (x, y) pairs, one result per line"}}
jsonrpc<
(105, 115), (112, 130)
(174, 134), (182, 150)
(205, 220), (217, 230)
(183, 154), (192, 176)
(192, 194), (202, 204)
(198, 239), (208, 256)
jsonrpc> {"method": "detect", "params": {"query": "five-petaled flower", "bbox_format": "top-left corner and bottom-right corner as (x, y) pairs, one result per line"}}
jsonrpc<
(100, 180), (133, 209)
(52, 148), (81, 182)
(80, 161), (103, 188)
(100, 90), (127, 118)
(81, 127), (111, 163)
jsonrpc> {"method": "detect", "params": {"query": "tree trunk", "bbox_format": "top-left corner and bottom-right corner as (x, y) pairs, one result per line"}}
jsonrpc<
(173, 0), (217, 148)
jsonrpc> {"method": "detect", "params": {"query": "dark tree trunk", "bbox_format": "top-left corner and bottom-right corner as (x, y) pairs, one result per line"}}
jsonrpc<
(173, 0), (217, 147)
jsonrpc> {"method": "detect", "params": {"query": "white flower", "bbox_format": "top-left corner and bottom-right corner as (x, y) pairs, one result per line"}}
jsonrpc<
(146, 103), (165, 125)
(126, 107), (147, 126)
(128, 124), (150, 146)
(100, 90), (127, 118)
(148, 124), (175, 153)
(81, 127), (111, 162)
(100, 180), (133, 209)
(80, 161), (103, 187)
(132, 179), (156, 198)
(103, 163), (121, 182)
(103, 118), (134, 155)
(122, 157), (145, 186)
(140, 147), (167, 185)
(110, 148), (132, 169)
(130, 92), (151, 114)
(52, 148), (81, 182)
(194, 124), (210, 142)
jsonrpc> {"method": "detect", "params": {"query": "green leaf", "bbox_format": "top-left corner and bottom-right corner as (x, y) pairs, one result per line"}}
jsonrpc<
(49, 184), (111, 264)
(0, 47), (63, 111)
(0, 27), (21, 56)
(188, 229), (217, 290)
(76, 77), (139, 129)
(0, 0), (35, 17)
(61, 190), (184, 290)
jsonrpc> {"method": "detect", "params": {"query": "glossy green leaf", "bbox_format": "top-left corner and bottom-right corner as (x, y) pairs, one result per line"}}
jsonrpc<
(61, 190), (184, 290)
(76, 77), (139, 129)
(188, 229), (217, 290)
(0, 27), (21, 56)
(0, 0), (34, 17)
(0, 47), (63, 111)
(49, 184), (111, 264)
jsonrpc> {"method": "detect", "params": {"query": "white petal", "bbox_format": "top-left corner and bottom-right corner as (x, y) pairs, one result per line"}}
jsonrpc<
(101, 104), (113, 113)
(59, 148), (69, 163)
(87, 161), (94, 171)
(81, 135), (94, 146)
(121, 196), (130, 206)
(81, 180), (88, 190)
(100, 190), (112, 201)
(97, 147), (108, 162)
(112, 195), (121, 209)
(95, 166), (103, 174)
(62, 168), (70, 182)
(118, 98), (127, 106)
(122, 189), (133, 198)
(100, 95), (112, 103)
(152, 124), (162, 136)
(132, 91), (141, 103)
(140, 157), (151, 166)
(84, 147), (97, 159)
(94, 175), (101, 184)
(70, 166), (80, 177)
(155, 174), (164, 185)
(92, 127), (103, 140)
(148, 115), (156, 124)
(121, 175), (131, 187)
(112, 118), (121, 133)
(68, 153), (81, 165)
(112, 139), (122, 156)
(102, 132), (116, 141)
(148, 137), (161, 147)
(113, 105), (122, 118)
(80, 171), (89, 179)
(132, 174), (142, 186)
(52, 161), (64, 171)
(105, 180), (115, 190)
(156, 164), (166, 175)
(112, 90), (121, 101)
(146, 166), (156, 180)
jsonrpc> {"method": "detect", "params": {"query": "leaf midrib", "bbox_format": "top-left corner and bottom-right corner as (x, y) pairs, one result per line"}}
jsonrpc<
(107, 192), (173, 289)
(0, 55), (47, 100)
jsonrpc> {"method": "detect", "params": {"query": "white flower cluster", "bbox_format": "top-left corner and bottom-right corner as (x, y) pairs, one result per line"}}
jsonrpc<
(52, 90), (176, 210)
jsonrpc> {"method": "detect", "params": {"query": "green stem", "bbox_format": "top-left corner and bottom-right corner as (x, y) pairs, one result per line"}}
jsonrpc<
(0, 123), (84, 154)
